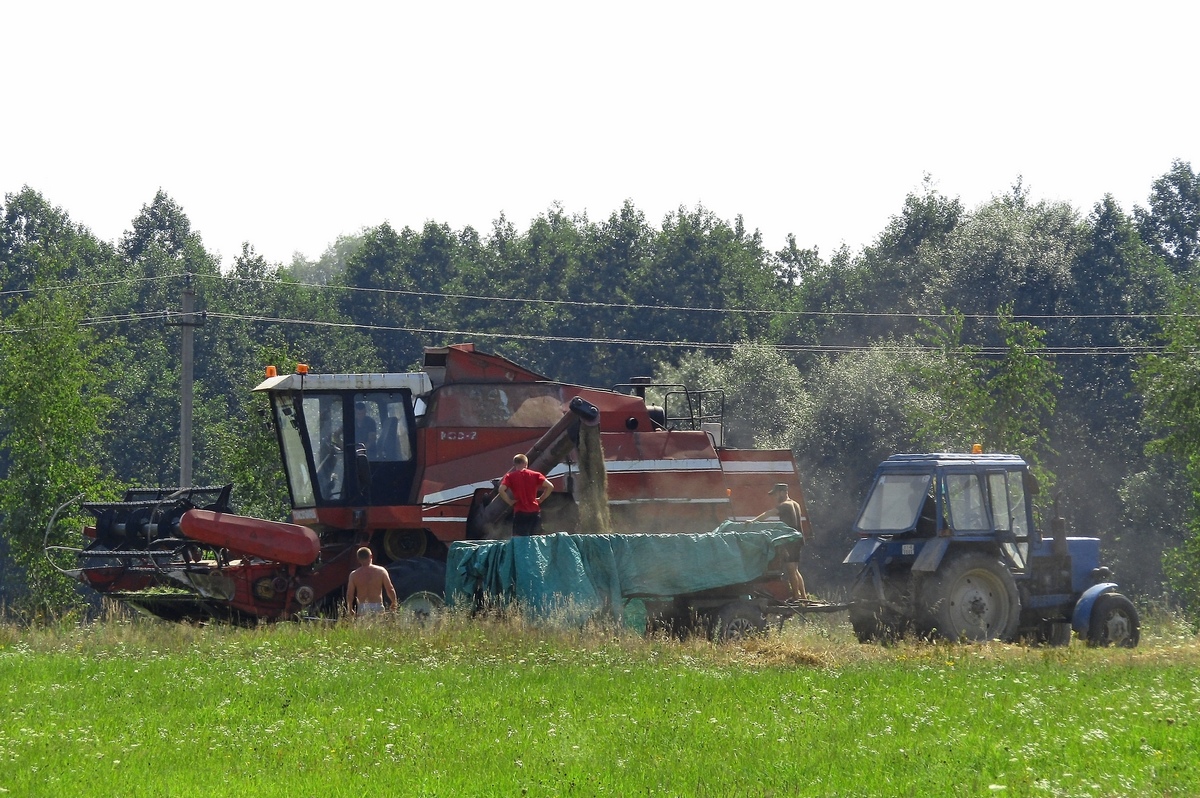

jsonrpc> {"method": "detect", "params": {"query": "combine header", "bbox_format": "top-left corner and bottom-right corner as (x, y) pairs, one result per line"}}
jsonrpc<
(54, 344), (809, 623)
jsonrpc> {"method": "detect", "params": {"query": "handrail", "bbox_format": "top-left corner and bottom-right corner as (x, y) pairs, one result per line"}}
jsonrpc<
(42, 493), (85, 576)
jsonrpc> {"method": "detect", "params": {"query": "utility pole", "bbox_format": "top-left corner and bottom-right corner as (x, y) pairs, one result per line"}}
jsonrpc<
(170, 275), (206, 488)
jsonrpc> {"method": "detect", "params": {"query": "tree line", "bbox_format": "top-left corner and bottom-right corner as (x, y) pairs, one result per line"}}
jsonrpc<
(2, 161), (1199, 618)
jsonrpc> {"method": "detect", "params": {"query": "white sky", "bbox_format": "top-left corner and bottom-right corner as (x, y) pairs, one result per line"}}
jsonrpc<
(5, 1), (1198, 268)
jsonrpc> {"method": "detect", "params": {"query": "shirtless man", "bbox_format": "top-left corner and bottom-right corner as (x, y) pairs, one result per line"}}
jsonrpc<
(346, 546), (397, 615)
(754, 483), (810, 601)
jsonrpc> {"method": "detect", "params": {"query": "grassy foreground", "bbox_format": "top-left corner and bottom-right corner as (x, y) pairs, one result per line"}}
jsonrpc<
(1, 607), (1198, 798)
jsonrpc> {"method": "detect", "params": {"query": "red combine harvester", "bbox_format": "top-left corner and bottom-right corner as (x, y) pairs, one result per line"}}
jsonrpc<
(58, 344), (810, 622)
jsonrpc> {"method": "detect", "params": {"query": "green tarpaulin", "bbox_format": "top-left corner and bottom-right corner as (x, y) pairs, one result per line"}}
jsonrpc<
(445, 521), (803, 624)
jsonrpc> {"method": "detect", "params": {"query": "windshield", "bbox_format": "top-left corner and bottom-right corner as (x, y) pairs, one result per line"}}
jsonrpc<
(273, 394), (335, 507)
(273, 390), (419, 508)
(856, 473), (933, 532)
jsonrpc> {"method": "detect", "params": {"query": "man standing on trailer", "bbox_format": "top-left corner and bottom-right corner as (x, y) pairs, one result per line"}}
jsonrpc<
(498, 453), (554, 537)
(346, 546), (398, 615)
(754, 483), (809, 601)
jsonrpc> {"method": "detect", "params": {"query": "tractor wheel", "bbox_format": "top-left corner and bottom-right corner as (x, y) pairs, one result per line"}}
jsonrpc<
(1086, 593), (1140, 648)
(714, 601), (767, 643)
(922, 552), (1021, 642)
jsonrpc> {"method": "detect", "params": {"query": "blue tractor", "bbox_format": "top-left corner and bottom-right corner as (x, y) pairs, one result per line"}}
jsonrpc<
(844, 452), (1139, 646)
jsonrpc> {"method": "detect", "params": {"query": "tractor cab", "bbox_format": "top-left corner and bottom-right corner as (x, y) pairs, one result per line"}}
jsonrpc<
(851, 453), (1034, 564)
(254, 370), (431, 509)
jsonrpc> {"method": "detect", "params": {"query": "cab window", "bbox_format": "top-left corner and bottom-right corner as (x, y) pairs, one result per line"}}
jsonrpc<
(945, 473), (988, 531)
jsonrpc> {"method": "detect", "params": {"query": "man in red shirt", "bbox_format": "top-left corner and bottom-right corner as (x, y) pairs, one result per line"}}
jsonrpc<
(498, 453), (554, 537)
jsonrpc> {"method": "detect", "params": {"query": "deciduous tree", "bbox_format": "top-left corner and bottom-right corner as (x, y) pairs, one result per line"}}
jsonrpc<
(0, 288), (112, 610)
(910, 305), (1060, 478)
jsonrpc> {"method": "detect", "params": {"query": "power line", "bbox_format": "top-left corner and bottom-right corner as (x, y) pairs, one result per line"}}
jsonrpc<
(199, 311), (1173, 357)
(0, 306), (1181, 357)
(4, 270), (1189, 324)
(0, 310), (170, 334)
(0, 273), (180, 299)
(200, 273), (1181, 323)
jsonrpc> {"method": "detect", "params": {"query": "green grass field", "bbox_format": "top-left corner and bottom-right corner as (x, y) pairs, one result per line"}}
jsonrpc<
(1, 607), (1197, 797)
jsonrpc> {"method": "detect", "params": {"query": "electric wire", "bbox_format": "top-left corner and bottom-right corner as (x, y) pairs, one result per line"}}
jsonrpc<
(197, 273), (1186, 323)
(2, 273), (1193, 356)
(0, 273), (180, 299)
(5, 308), (1171, 357)
(4, 270), (1193, 324)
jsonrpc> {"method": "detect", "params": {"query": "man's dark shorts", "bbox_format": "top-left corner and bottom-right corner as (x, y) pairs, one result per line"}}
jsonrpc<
(512, 511), (541, 537)
(779, 538), (804, 563)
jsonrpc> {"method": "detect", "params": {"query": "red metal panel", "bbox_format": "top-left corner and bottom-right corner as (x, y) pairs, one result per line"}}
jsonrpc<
(180, 510), (321, 567)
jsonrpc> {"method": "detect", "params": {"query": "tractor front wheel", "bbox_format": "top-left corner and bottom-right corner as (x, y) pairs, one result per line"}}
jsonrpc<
(1086, 593), (1140, 648)
(922, 552), (1021, 642)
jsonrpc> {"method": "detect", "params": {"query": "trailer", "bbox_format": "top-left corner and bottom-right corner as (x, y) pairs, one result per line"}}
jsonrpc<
(445, 522), (844, 642)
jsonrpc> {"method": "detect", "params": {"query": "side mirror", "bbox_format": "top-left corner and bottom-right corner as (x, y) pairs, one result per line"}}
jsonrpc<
(1023, 470), (1040, 496)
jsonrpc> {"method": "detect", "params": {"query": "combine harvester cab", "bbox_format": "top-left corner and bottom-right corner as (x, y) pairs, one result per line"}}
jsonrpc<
(60, 344), (808, 623)
(844, 450), (1139, 646)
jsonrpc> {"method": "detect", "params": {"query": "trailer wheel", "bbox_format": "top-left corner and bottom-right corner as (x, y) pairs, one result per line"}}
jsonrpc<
(714, 601), (767, 643)
(922, 552), (1021, 642)
(1040, 621), (1073, 647)
(849, 577), (908, 643)
(1086, 593), (1140, 648)
(644, 599), (689, 639)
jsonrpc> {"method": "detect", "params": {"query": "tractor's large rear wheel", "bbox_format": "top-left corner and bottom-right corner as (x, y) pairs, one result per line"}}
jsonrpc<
(922, 552), (1021, 642)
